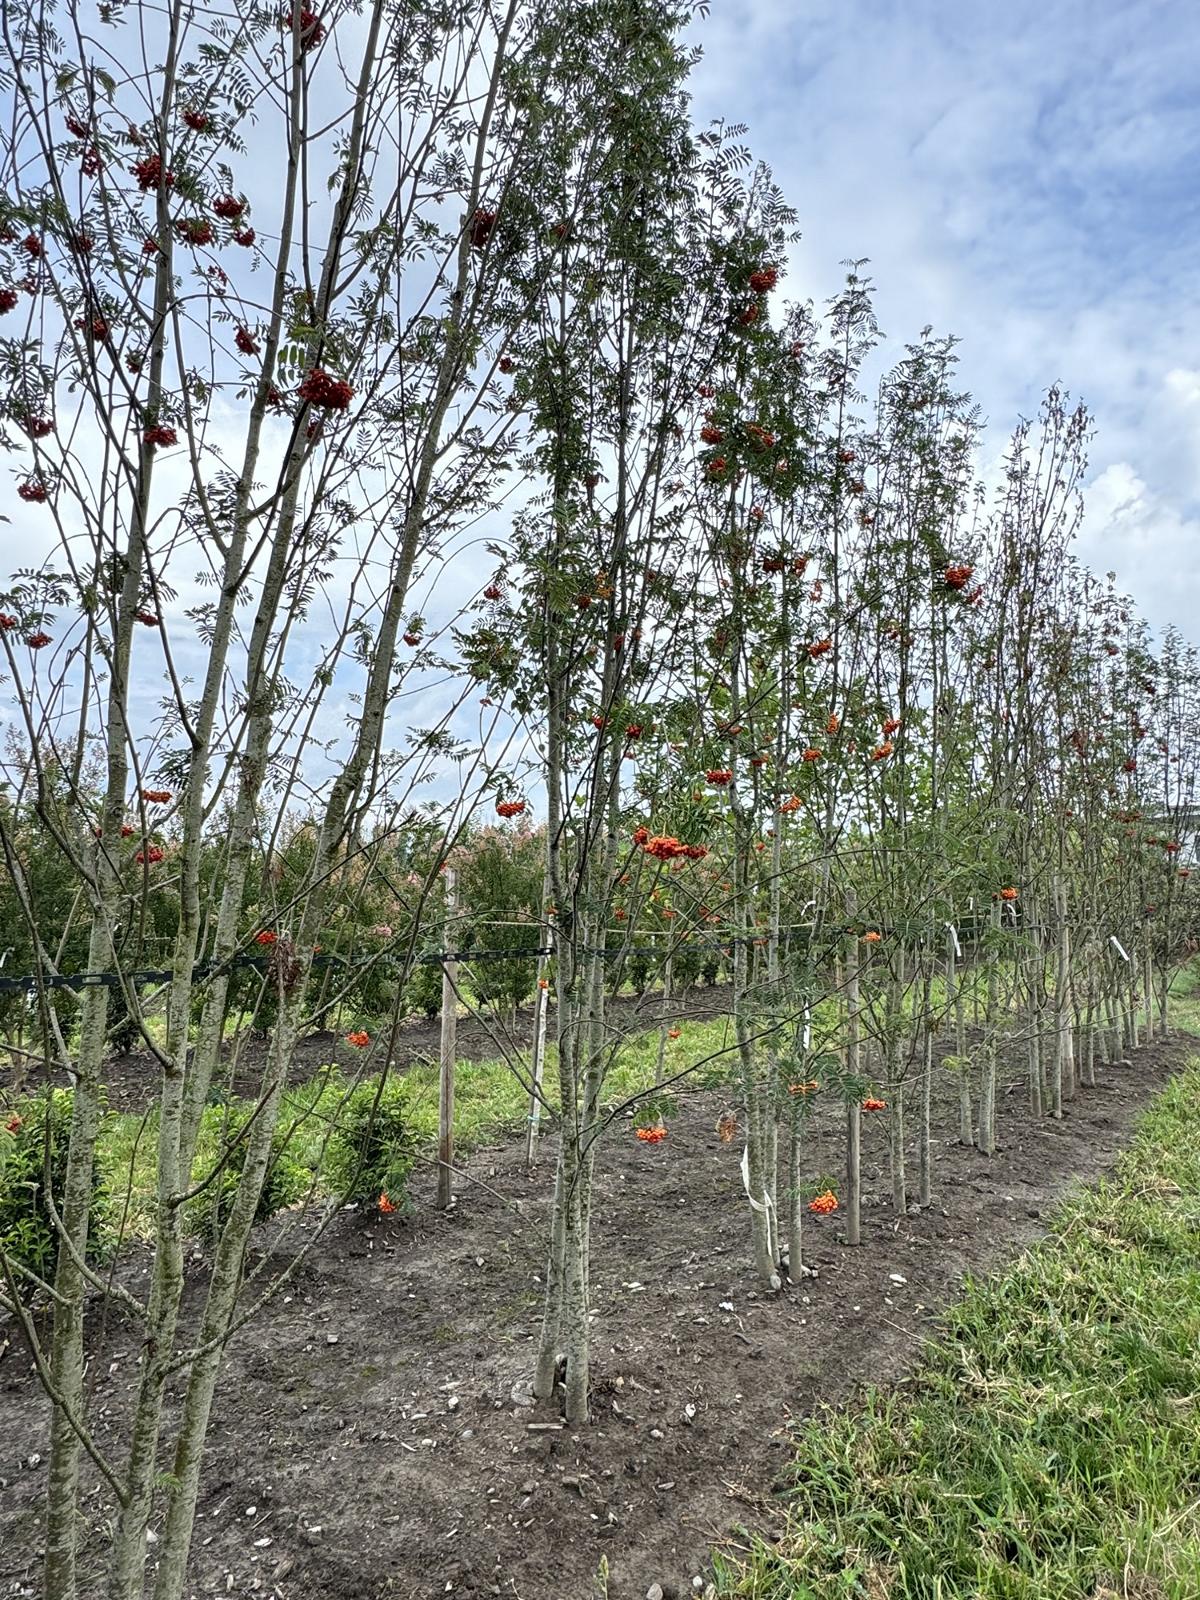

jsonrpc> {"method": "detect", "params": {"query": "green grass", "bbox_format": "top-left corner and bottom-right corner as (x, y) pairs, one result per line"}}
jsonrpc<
(94, 1010), (746, 1237)
(714, 1056), (1200, 1600)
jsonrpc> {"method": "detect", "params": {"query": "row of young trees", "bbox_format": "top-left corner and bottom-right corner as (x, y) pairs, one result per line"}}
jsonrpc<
(1, 0), (1197, 1595)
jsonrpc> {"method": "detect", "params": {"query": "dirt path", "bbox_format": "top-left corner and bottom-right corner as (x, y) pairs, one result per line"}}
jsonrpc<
(0, 1030), (1191, 1600)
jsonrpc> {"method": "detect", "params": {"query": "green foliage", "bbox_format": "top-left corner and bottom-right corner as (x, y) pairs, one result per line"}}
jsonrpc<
(402, 957), (444, 1020)
(0, 768), (178, 1051)
(184, 1104), (310, 1243)
(456, 826), (545, 1017)
(0, 1090), (109, 1295)
(630, 1091), (678, 1127)
(325, 1078), (419, 1211)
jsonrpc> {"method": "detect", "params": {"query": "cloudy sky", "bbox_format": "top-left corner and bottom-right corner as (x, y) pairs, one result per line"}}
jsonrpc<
(687, 0), (1200, 637)
(5, 0), (1195, 787)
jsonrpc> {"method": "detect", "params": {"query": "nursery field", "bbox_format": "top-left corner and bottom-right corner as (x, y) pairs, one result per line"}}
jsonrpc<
(2, 1007), (1194, 1600)
(2, 0), (1198, 1596)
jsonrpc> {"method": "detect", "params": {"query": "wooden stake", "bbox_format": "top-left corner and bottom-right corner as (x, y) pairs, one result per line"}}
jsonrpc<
(525, 889), (553, 1168)
(525, 972), (549, 1167)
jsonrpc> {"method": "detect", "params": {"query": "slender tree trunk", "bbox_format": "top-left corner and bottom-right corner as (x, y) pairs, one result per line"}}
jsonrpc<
(978, 903), (1000, 1152)
(889, 1076), (906, 1214)
(654, 952), (673, 1087)
(919, 1022), (932, 1209)
(1051, 877), (1067, 1114)
(1143, 947), (1155, 1042)
(437, 871), (458, 1211)
(533, 1155), (568, 1400)
(844, 894), (862, 1246)
(560, 1168), (590, 1425)
(948, 927), (973, 1143)
(787, 1108), (806, 1279)
(152, 1005), (300, 1600)
(1028, 1023), (1043, 1118)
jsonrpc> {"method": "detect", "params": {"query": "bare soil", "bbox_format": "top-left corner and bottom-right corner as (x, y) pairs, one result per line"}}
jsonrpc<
(0, 1028), (1192, 1600)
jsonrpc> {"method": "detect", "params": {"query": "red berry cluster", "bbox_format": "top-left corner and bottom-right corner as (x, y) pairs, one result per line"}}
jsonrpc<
(176, 217), (214, 246)
(144, 424), (178, 448)
(470, 208), (497, 249)
(944, 563), (974, 591)
(0, 287), (18, 314)
(298, 368), (354, 410)
(213, 195), (245, 220)
(132, 155), (173, 191)
(18, 479), (47, 503)
(184, 108), (210, 131)
(283, 9), (325, 49)
(496, 799), (526, 818)
(235, 326), (259, 355)
(641, 834), (707, 862)
(748, 265), (778, 293)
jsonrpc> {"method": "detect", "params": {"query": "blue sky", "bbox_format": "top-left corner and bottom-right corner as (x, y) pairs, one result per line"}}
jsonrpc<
(687, 0), (1200, 635)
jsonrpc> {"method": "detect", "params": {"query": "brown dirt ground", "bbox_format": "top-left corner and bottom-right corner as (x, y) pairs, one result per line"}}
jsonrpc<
(0, 1027), (1193, 1600)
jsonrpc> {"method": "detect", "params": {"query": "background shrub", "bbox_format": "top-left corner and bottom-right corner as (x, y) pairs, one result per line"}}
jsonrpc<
(326, 1077), (419, 1211)
(0, 1090), (109, 1295)
(185, 1102), (310, 1243)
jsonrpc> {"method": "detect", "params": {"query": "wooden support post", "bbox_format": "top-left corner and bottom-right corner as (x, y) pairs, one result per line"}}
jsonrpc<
(525, 969), (550, 1167)
(437, 868), (457, 1210)
(525, 885), (554, 1169)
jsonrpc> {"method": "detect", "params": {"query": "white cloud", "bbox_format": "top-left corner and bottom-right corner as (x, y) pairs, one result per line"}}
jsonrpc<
(1083, 460), (1200, 623)
(686, 0), (1200, 638)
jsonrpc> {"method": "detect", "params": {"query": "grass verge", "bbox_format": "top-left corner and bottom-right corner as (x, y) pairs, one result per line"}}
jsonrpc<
(714, 1057), (1200, 1599)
